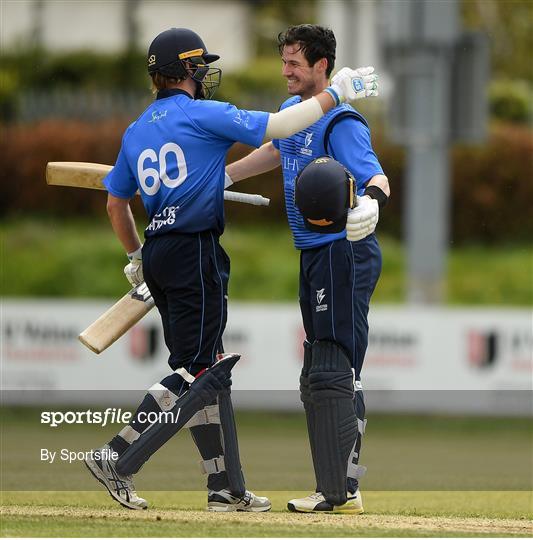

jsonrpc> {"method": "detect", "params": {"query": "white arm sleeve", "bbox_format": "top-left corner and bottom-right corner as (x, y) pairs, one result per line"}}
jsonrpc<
(264, 97), (324, 139)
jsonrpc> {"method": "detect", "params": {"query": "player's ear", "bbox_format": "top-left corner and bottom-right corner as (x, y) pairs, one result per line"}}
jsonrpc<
(316, 57), (328, 75)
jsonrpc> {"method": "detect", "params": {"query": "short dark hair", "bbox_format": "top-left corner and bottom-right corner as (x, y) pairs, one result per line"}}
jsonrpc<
(150, 72), (184, 94)
(278, 24), (336, 77)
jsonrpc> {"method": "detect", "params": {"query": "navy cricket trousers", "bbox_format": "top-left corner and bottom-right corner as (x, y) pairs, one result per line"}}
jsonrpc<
(142, 230), (230, 375)
(299, 234), (382, 380)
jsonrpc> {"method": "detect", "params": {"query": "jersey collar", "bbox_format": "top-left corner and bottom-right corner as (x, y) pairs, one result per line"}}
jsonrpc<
(156, 88), (193, 100)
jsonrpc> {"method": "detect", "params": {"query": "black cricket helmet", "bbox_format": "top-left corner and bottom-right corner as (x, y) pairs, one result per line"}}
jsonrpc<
(294, 156), (356, 233)
(147, 28), (221, 99)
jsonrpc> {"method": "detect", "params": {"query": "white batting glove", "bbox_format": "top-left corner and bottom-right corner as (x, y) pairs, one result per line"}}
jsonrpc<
(124, 247), (143, 287)
(346, 196), (379, 242)
(330, 66), (379, 103)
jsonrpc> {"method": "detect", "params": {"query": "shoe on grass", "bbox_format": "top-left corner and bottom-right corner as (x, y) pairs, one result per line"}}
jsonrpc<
(207, 488), (271, 512)
(287, 490), (363, 514)
(84, 444), (147, 510)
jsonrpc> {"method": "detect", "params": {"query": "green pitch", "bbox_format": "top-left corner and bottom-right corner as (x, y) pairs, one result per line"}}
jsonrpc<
(1, 411), (532, 537)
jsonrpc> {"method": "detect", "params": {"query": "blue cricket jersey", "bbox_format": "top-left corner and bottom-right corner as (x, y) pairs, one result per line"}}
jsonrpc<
(272, 96), (384, 250)
(104, 89), (269, 236)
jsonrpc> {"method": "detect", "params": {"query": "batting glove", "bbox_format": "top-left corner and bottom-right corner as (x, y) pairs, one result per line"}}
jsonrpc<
(329, 66), (379, 104)
(124, 246), (144, 287)
(346, 196), (379, 242)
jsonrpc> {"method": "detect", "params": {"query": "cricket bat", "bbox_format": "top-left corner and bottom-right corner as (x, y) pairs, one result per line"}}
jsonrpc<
(46, 161), (270, 206)
(50, 161), (270, 354)
(79, 282), (155, 354)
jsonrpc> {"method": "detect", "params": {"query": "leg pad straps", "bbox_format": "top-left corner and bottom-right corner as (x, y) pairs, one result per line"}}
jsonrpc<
(116, 354), (239, 476)
(200, 455), (225, 475)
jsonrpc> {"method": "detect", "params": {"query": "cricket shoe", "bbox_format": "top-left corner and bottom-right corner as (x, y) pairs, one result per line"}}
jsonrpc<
(84, 444), (148, 510)
(207, 488), (271, 512)
(287, 490), (364, 514)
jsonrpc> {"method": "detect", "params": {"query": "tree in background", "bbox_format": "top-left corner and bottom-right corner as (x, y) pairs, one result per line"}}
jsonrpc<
(462, 0), (532, 123)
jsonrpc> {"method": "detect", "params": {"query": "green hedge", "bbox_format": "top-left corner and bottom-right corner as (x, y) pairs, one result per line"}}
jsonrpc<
(489, 79), (532, 124)
(1, 119), (531, 244)
(2, 219), (531, 305)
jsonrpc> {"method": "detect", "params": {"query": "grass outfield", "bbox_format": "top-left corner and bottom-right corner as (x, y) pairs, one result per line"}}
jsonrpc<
(2, 218), (532, 305)
(1, 491), (532, 537)
(2, 410), (531, 492)
(1, 411), (532, 537)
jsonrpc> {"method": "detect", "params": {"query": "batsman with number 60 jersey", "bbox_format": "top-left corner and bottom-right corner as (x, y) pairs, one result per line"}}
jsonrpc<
(83, 26), (380, 512)
(227, 24), (390, 514)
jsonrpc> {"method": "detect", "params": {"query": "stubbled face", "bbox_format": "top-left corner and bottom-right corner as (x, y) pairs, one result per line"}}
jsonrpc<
(281, 44), (328, 100)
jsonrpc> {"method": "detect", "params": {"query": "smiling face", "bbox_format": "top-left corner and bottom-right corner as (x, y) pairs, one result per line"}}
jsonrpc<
(281, 43), (329, 100)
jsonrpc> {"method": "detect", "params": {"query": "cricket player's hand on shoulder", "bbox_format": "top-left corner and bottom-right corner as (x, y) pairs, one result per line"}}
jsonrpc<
(124, 246), (144, 287)
(346, 196), (379, 242)
(330, 66), (379, 103)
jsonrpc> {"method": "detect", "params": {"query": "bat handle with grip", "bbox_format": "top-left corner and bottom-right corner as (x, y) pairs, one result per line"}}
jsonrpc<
(223, 191), (270, 206)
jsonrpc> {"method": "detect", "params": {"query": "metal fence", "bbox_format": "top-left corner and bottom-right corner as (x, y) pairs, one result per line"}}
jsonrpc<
(16, 89), (151, 122)
(10, 89), (284, 123)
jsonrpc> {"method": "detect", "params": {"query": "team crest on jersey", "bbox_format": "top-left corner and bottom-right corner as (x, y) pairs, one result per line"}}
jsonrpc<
(300, 131), (313, 156)
(316, 288), (328, 312)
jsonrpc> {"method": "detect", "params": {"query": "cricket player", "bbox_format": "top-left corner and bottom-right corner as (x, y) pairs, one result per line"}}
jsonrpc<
(226, 24), (390, 513)
(83, 27), (380, 512)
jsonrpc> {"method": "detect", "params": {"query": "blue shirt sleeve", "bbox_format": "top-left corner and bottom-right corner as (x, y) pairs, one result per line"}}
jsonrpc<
(327, 118), (384, 189)
(103, 138), (137, 199)
(191, 101), (269, 148)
